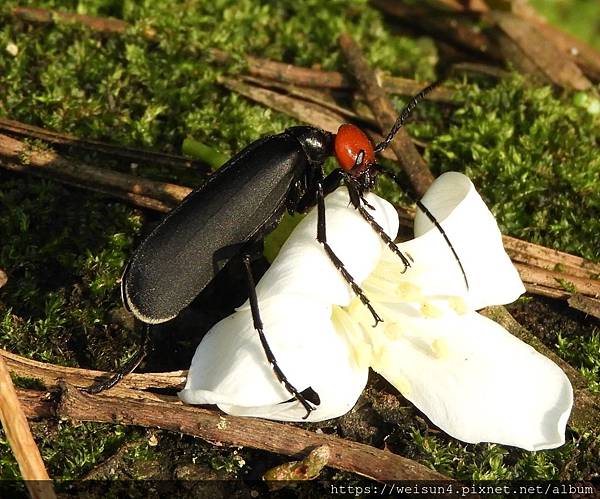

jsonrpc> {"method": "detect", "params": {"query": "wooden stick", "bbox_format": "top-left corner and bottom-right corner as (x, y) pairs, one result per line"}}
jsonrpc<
(9, 6), (455, 102)
(219, 77), (346, 134)
(338, 33), (434, 197)
(0, 118), (203, 171)
(12, 6), (130, 35)
(13, 382), (447, 481)
(238, 75), (377, 127)
(567, 294), (600, 320)
(224, 51), (458, 101)
(370, 0), (503, 61)
(0, 134), (192, 206)
(0, 356), (56, 499)
(502, 236), (600, 275)
(1, 349), (186, 394)
(219, 76), (398, 162)
(505, 2), (600, 82)
(492, 11), (591, 90)
(514, 263), (600, 298)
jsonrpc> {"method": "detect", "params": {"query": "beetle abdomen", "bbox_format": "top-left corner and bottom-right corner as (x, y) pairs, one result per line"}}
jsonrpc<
(123, 132), (309, 323)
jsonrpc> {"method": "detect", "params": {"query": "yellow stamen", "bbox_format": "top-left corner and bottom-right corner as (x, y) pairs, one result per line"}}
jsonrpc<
(396, 282), (423, 302)
(354, 343), (373, 369)
(420, 301), (444, 318)
(449, 296), (469, 315)
(431, 338), (449, 359)
(332, 306), (370, 369)
(347, 298), (371, 323)
(384, 322), (404, 340)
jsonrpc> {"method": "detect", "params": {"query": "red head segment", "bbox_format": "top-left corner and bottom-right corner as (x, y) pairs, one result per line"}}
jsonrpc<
(334, 124), (375, 176)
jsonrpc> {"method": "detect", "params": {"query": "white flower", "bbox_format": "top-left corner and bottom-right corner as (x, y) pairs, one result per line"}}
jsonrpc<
(179, 172), (573, 451)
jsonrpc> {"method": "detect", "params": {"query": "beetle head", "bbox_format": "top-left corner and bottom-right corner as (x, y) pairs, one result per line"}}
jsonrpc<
(334, 124), (375, 176)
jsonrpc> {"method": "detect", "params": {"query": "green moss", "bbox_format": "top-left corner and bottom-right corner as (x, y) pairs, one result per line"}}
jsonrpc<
(0, 177), (140, 367)
(558, 332), (600, 393)
(0, 423), (133, 480)
(428, 76), (600, 261)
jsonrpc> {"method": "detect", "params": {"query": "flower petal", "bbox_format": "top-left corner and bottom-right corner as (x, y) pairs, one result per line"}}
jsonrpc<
(250, 188), (399, 307)
(178, 295), (368, 422)
(402, 172), (524, 309)
(371, 311), (572, 450)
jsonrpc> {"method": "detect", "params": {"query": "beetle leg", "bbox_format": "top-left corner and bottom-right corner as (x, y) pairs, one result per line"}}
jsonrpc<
(242, 255), (318, 419)
(373, 163), (469, 290)
(82, 323), (152, 394)
(316, 182), (383, 328)
(359, 203), (413, 271)
(345, 179), (413, 272)
(295, 167), (345, 213)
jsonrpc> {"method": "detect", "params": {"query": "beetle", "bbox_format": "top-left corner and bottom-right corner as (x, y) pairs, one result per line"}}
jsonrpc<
(86, 81), (467, 418)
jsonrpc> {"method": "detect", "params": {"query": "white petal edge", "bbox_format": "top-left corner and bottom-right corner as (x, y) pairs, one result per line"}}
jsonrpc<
(178, 295), (368, 422)
(245, 187), (399, 308)
(371, 311), (573, 450)
(402, 172), (525, 309)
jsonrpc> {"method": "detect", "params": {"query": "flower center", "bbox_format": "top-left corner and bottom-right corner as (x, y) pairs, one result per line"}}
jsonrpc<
(331, 246), (468, 393)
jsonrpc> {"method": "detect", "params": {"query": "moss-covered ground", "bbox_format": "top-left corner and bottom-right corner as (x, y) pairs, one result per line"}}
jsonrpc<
(0, 0), (599, 490)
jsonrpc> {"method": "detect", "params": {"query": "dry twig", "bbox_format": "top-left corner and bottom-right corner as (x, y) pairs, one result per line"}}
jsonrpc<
(338, 34), (434, 197)
(0, 356), (56, 499)
(567, 294), (600, 320)
(491, 11), (591, 90)
(0, 118), (203, 171)
(7, 371), (447, 481)
(13, 6), (132, 35)
(370, 0), (502, 61)
(0, 133), (189, 210)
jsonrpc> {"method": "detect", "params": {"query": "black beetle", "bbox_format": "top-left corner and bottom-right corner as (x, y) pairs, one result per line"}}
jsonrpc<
(87, 81), (465, 418)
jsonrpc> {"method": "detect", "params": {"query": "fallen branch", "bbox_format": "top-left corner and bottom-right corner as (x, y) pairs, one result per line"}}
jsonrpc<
(370, 0), (503, 61)
(11, 377), (447, 481)
(491, 11), (591, 90)
(502, 237), (600, 276)
(12, 5), (457, 103)
(0, 118), (203, 171)
(0, 134), (191, 207)
(1, 349), (185, 395)
(567, 294), (600, 320)
(338, 33), (434, 197)
(514, 263), (600, 299)
(0, 356), (56, 499)
(498, 1), (600, 82)
(12, 6), (132, 36)
(228, 51), (458, 101)
(371, 0), (599, 88)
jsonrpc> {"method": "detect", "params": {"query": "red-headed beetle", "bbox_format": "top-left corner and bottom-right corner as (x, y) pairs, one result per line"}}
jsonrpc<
(87, 81), (466, 418)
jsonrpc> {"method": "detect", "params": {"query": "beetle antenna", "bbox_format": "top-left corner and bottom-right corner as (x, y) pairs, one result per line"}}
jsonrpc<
(374, 80), (442, 153)
(373, 163), (469, 290)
